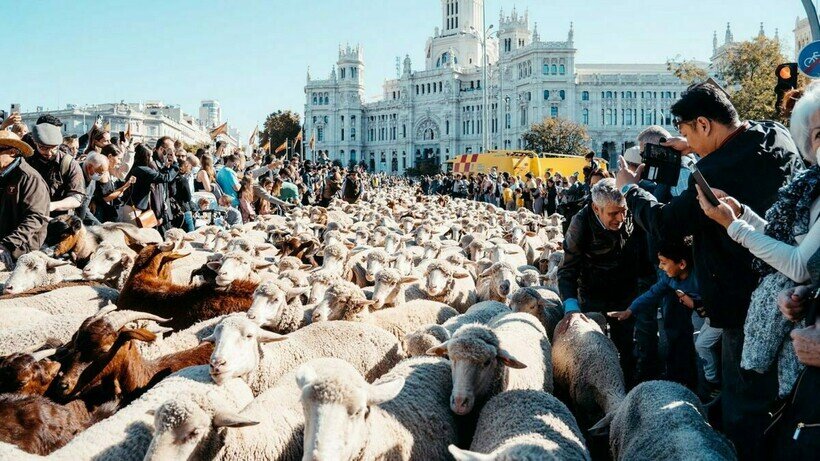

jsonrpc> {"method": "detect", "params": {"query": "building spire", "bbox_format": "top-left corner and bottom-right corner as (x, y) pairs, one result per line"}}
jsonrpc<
(725, 22), (733, 44)
(713, 30), (718, 53)
(758, 22), (765, 38)
(568, 22), (574, 45)
(532, 22), (540, 42)
(774, 27), (780, 42)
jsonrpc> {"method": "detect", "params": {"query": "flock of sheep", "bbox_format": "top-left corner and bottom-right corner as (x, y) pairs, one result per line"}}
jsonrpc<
(0, 187), (737, 460)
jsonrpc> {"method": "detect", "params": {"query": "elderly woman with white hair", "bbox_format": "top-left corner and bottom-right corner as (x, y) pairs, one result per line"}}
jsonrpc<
(697, 82), (819, 400)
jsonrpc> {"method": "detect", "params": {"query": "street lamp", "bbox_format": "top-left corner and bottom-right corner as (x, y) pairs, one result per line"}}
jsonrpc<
(470, 22), (494, 153)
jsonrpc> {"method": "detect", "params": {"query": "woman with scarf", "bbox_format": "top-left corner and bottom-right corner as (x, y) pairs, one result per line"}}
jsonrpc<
(697, 81), (819, 402)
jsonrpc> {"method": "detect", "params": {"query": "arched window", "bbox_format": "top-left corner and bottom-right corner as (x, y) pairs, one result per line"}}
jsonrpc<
(543, 90), (550, 100)
(606, 109), (613, 126)
(559, 90), (566, 100)
(423, 128), (435, 141)
(582, 108), (589, 125)
(559, 64), (566, 75)
(339, 150), (345, 162)
(312, 93), (317, 104)
(605, 91), (612, 99)
(551, 64), (557, 75)
(551, 106), (558, 118)
(582, 91), (589, 101)
(380, 152), (386, 164)
(543, 59), (549, 75)
(350, 150), (356, 162)
(391, 153), (398, 172)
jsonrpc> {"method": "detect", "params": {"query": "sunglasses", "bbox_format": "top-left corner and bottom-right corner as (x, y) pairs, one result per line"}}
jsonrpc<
(672, 116), (694, 131)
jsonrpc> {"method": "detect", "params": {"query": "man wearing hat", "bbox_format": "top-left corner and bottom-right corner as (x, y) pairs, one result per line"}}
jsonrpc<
(26, 116), (85, 217)
(0, 131), (50, 268)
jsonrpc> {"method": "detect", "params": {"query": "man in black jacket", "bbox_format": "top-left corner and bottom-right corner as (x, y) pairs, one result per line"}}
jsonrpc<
(558, 178), (642, 382)
(616, 82), (804, 460)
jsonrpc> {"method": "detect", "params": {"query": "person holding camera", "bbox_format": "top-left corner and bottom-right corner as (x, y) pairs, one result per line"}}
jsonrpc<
(121, 141), (178, 234)
(616, 82), (804, 459)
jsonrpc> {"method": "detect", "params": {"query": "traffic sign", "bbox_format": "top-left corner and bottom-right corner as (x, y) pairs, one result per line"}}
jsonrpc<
(798, 40), (820, 77)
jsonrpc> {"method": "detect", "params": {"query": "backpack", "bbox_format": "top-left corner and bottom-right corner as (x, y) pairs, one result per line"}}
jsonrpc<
(60, 153), (74, 178)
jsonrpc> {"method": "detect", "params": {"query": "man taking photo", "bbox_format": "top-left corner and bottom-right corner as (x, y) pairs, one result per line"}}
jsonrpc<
(25, 115), (85, 217)
(616, 82), (803, 460)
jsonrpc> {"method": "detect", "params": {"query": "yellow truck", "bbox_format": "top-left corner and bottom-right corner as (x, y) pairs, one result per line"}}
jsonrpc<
(446, 150), (607, 181)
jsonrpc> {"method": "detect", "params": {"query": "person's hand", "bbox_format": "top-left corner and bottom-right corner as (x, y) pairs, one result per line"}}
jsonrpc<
(677, 292), (695, 309)
(696, 185), (737, 229)
(607, 310), (633, 321)
(615, 156), (644, 189)
(778, 285), (812, 322)
(791, 323), (820, 368)
(661, 136), (692, 154)
(0, 245), (13, 271)
(0, 113), (22, 130)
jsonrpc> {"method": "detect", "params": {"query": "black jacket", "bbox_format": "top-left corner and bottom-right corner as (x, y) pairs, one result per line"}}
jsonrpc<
(626, 121), (804, 328)
(126, 164), (179, 211)
(558, 205), (641, 307)
(0, 159), (50, 260)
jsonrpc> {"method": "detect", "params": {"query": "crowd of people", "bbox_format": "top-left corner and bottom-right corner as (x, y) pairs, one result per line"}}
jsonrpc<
(0, 79), (818, 459)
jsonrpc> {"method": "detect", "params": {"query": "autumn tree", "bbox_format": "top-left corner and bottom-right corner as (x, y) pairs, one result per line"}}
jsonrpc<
(260, 110), (302, 154)
(667, 58), (709, 84)
(522, 117), (590, 156)
(722, 35), (787, 121)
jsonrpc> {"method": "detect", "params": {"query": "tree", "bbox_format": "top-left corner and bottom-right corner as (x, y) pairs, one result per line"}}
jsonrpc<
(522, 117), (590, 156)
(260, 110), (302, 154)
(667, 58), (709, 84)
(722, 36), (787, 121)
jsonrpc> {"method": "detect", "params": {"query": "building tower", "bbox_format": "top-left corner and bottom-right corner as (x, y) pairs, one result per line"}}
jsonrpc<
(498, 7), (531, 55)
(199, 100), (221, 129)
(336, 44), (364, 166)
(441, 0), (483, 35)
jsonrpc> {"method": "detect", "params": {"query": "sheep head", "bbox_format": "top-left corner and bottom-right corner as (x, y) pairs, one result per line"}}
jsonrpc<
(370, 268), (417, 310)
(3, 251), (73, 294)
(82, 244), (133, 284)
(404, 325), (450, 358)
(423, 261), (471, 298)
(364, 249), (390, 282)
(427, 324), (526, 415)
(479, 262), (520, 299)
(201, 315), (287, 385)
(206, 252), (272, 288)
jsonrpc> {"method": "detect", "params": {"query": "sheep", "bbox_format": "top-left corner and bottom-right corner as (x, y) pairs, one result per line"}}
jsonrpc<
(449, 390), (590, 461)
(0, 307), (54, 329)
(204, 251), (274, 288)
(138, 316), (225, 360)
(427, 311), (552, 415)
(485, 242), (528, 269)
(205, 315), (403, 395)
(246, 281), (313, 334)
(476, 262), (520, 302)
(369, 268), (420, 309)
(589, 380), (736, 461)
(404, 301), (511, 357)
(506, 226), (546, 266)
(296, 356), (459, 460)
(543, 250), (565, 291)
(2, 251), (82, 295)
(509, 287), (564, 342)
(80, 243), (135, 290)
(551, 312), (625, 430)
(319, 281), (458, 346)
(45, 365), (253, 461)
(411, 260), (477, 313)
(144, 366), (307, 461)
(0, 282), (119, 317)
(116, 245), (257, 330)
(159, 228), (196, 251)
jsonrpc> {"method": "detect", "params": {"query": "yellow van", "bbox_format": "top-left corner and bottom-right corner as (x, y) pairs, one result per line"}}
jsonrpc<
(446, 150), (607, 181)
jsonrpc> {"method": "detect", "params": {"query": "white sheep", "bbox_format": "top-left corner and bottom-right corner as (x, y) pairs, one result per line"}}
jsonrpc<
(204, 315), (403, 395)
(45, 366), (253, 461)
(81, 243), (134, 289)
(0, 284), (118, 316)
(404, 300), (510, 357)
(138, 316), (226, 360)
(476, 262), (520, 302)
(508, 287), (564, 342)
(296, 356), (459, 460)
(449, 389), (590, 461)
(2, 251), (83, 295)
(246, 281), (313, 334)
(589, 380), (736, 460)
(408, 260), (477, 313)
(205, 251), (274, 288)
(552, 313), (625, 430)
(369, 268), (420, 309)
(428, 311), (552, 415)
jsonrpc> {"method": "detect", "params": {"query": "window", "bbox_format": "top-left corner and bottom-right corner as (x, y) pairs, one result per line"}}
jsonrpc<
(606, 91), (612, 99)
(350, 150), (356, 162)
(445, 120), (449, 135)
(551, 64), (557, 75)
(402, 124), (406, 138)
(505, 113), (511, 129)
(543, 90), (550, 100)
(605, 109), (613, 126)
(559, 64), (565, 75)
(340, 150), (344, 162)
(416, 85), (419, 95)
(559, 90), (566, 100)
(317, 127), (324, 142)
(582, 108), (589, 125)
(582, 91), (589, 101)
(551, 106), (558, 118)
(312, 93), (317, 104)
(341, 128), (345, 141)
(520, 107), (527, 127)
(351, 127), (356, 140)
(543, 60), (549, 75)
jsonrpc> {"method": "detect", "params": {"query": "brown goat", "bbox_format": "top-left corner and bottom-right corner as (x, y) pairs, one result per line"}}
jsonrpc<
(0, 394), (116, 455)
(116, 245), (258, 330)
(0, 350), (60, 396)
(44, 215), (158, 268)
(66, 327), (213, 406)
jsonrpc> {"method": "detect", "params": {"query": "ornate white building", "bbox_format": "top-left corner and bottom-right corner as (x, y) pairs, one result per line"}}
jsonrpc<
(304, 0), (711, 174)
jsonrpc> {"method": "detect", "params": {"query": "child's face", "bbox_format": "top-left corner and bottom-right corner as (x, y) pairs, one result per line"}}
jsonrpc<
(658, 254), (687, 279)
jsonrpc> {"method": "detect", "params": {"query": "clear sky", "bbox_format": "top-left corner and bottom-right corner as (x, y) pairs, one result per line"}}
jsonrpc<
(1, 0), (808, 140)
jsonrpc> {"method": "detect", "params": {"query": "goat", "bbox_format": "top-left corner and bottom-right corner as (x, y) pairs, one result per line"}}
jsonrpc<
(44, 215), (160, 268)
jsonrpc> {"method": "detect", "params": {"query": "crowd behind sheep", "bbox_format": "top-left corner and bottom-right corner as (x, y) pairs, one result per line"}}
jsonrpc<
(0, 184), (736, 460)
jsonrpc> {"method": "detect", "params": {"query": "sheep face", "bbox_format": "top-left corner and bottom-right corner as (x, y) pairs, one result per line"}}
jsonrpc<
(508, 288), (541, 318)
(247, 284), (287, 328)
(82, 246), (131, 282)
(0, 351), (61, 395)
(422, 241), (442, 260)
(207, 253), (272, 287)
(404, 325), (449, 357)
(3, 252), (71, 294)
(370, 270), (417, 310)
(518, 270), (541, 288)
(427, 326), (526, 416)
(296, 361), (404, 461)
(392, 252), (414, 277)
(308, 275), (336, 306)
(202, 316), (287, 385)
(480, 264), (520, 298)
(364, 252), (388, 282)
(383, 233), (403, 254)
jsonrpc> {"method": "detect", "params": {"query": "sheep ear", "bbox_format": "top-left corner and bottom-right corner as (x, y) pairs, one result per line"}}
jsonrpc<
(448, 446), (494, 461)
(425, 342), (449, 358)
(257, 329), (288, 344)
(399, 276), (418, 284)
(200, 332), (217, 344)
(497, 349), (527, 369)
(478, 268), (493, 278)
(295, 364), (317, 390)
(453, 270), (470, 279)
(253, 260), (274, 270)
(213, 411), (260, 428)
(206, 261), (223, 271)
(525, 231), (537, 237)
(367, 377), (405, 405)
(146, 409), (156, 417)
(589, 413), (613, 438)
(45, 257), (72, 271)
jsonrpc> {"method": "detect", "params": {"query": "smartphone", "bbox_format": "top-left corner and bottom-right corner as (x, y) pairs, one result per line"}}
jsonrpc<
(119, 131), (126, 144)
(691, 165), (720, 206)
(96, 115), (104, 127)
(0, 110), (5, 123)
(9, 104), (19, 114)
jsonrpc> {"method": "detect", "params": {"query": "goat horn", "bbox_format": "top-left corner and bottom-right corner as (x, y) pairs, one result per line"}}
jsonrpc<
(30, 349), (57, 361)
(106, 310), (172, 330)
(92, 302), (119, 320)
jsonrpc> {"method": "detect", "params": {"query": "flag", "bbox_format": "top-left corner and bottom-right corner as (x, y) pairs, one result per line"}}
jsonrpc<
(274, 139), (288, 154)
(210, 122), (228, 139)
(309, 131), (316, 150)
(124, 122), (131, 140)
(248, 125), (259, 147)
(292, 130), (303, 150)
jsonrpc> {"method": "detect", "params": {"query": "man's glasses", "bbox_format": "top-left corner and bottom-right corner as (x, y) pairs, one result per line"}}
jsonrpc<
(672, 116), (693, 131)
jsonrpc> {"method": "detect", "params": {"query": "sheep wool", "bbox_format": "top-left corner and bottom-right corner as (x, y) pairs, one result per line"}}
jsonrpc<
(0, 284), (119, 316)
(404, 301), (510, 357)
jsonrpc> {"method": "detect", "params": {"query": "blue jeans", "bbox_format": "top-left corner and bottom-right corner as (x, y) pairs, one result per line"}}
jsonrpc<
(181, 211), (195, 232)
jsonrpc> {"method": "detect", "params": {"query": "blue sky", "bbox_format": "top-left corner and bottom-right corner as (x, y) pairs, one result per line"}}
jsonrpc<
(1, 0), (808, 139)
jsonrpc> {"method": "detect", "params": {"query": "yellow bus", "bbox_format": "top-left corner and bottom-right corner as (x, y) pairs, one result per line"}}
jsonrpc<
(446, 150), (607, 181)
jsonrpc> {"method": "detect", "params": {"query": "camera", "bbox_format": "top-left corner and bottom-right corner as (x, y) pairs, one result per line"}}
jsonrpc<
(641, 143), (681, 187)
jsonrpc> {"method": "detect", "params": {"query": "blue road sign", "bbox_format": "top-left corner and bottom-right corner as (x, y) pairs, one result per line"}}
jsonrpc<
(799, 40), (820, 77)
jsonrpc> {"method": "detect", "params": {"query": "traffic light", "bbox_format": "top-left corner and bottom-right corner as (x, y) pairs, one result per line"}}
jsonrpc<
(775, 63), (798, 115)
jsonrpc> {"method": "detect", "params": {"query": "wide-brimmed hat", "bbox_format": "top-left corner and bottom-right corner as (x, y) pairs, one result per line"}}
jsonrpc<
(31, 123), (63, 146)
(0, 130), (34, 157)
